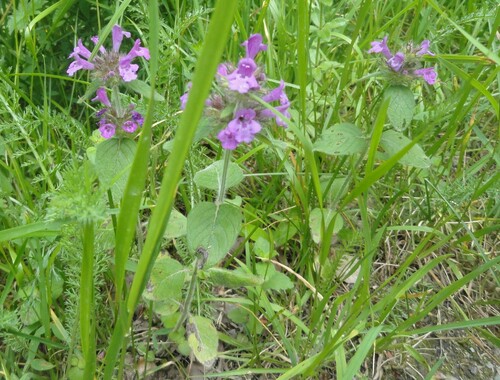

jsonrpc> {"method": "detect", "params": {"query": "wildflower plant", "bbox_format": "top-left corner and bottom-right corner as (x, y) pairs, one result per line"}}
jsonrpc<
(68, 24), (150, 139)
(367, 35), (438, 132)
(139, 33), (294, 368)
(368, 35), (438, 85)
(181, 33), (290, 151)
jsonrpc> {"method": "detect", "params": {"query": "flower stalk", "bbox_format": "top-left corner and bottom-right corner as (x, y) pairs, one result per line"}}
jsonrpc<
(216, 149), (232, 206)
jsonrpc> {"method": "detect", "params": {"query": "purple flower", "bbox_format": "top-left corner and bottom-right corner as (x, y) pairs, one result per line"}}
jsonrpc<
(261, 80), (290, 127)
(112, 25), (131, 52)
(99, 122), (116, 139)
(414, 67), (437, 85)
(180, 92), (189, 110)
(217, 64), (229, 77)
(241, 34), (267, 59)
(67, 39), (96, 75)
(387, 52), (405, 72)
(217, 126), (239, 150)
(92, 87), (112, 107)
(96, 108), (108, 118)
(223, 58), (260, 94)
(217, 108), (262, 149)
(122, 120), (139, 133)
(180, 82), (192, 110)
(118, 40), (151, 82)
(226, 58), (260, 93)
(131, 111), (144, 126)
(368, 36), (392, 59)
(67, 24), (150, 83)
(415, 40), (434, 56)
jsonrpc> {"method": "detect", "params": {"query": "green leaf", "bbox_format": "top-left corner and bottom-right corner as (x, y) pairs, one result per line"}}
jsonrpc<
(163, 209), (187, 239)
(31, 358), (56, 371)
(254, 237), (277, 259)
(125, 80), (165, 101)
(170, 326), (191, 356)
(384, 85), (415, 131)
(187, 316), (218, 367)
(379, 130), (431, 168)
(256, 263), (294, 290)
(187, 202), (242, 268)
(273, 222), (298, 247)
(0, 170), (13, 194)
(206, 267), (263, 288)
(143, 255), (187, 316)
(94, 138), (137, 201)
(309, 208), (344, 244)
(194, 160), (244, 191)
(313, 123), (366, 155)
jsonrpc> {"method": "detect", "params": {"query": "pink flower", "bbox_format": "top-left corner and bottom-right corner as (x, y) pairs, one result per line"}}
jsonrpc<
(99, 122), (116, 139)
(415, 40), (434, 56)
(67, 24), (149, 83)
(368, 36), (392, 59)
(241, 34), (267, 59)
(414, 67), (437, 85)
(261, 80), (290, 127)
(387, 52), (405, 72)
(92, 87), (111, 107)
(226, 58), (260, 93)
(217, 108), (262, 150)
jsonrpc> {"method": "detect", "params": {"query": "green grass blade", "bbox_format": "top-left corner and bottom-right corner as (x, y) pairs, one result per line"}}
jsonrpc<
(113, 3), (159, 304)
(126, 0), (238, 315)
(407, 317), (500, 336)
(344, 326), (384, 380)
(379, 256), (500, 348)
(439, 59), (499, 117)
(102, 0), (160, 375)
(426, 0), (500, 66)
(297, 0), (308, 129)
(0, 221), (62, 242)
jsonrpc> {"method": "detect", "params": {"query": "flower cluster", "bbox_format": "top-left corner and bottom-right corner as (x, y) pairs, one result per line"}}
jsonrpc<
(67, 25), (149, 139)
(92, 88), (144, 138)
(368, 36), (437, 85)
(67, 24), (150, 83)
(180, 34), (290, 150)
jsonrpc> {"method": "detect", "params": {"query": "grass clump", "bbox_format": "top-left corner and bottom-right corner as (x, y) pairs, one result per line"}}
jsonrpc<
(0, 0), (498, 379)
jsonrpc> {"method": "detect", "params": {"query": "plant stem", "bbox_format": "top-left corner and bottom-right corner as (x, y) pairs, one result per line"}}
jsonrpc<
(80, 221), (96, 377)
(216, 149), (231, 206)
(111, 84), (123, 117)
(171, 251), (205, 333)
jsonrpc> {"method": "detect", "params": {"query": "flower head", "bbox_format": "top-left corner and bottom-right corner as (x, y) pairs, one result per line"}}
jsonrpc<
(67, 24), (150, 83)
(181, 33), (290, 150)
(94, 101), (144, 139)
(368, 36), (437, 84)
(387, 52), (405, 72)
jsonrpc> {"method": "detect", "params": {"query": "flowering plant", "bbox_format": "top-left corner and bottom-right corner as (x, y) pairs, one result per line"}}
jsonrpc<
(368, 36), (438, 85)
(181, 33), (290, 150)
(67, 25), (150, 139)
